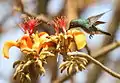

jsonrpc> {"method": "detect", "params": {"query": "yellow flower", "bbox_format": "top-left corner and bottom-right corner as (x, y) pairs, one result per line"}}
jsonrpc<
(32, 32), (49, 54)
(67, 29), (86, 50)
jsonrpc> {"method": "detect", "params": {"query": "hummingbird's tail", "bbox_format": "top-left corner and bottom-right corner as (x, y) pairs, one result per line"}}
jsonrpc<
(97, 30), (111, 36)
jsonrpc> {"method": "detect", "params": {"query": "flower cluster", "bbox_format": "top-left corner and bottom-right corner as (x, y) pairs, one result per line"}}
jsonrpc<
(2, 16), (88, 82)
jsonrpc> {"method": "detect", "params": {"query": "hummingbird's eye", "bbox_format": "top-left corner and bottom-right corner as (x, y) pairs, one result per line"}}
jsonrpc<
(70, 23), (73, 26)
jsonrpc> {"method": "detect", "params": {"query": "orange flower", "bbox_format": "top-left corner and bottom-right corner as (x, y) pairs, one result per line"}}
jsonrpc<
(2, 31), (52, 59)
(2, 33), (33, 59)
(19, 34), (33, 49)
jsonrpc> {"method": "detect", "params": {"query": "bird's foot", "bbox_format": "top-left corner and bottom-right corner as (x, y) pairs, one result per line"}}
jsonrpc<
(89, 34), (93, 39)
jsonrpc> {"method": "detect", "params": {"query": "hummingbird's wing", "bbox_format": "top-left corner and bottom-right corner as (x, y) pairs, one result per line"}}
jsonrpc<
(93, 21), (106, 26)
(87, 10), (111, 27)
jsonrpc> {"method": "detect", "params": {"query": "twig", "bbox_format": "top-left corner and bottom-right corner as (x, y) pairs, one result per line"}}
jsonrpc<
(85, 44), (91, 55)
(13, 0), (36, 17)
(67, 52), (120, 79)
(94, 41), (120, 60)
(14, 0), (50, 23)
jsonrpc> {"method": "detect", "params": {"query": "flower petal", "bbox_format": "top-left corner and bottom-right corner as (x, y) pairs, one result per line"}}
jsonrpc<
(2, 41), (17, 59)
(72, 30), (86, 50)
(21, 34), (33, 48)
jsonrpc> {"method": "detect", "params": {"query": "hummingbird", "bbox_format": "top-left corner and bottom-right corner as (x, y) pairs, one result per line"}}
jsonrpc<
(69, 11), (111, 39)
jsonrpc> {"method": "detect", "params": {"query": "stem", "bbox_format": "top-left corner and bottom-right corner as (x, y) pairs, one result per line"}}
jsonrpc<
(68, 52), (120, 79)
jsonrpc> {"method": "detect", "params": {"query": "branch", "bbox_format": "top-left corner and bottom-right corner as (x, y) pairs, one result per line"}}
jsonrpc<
(68, 52), (120, 79)
(54, 41), (120, 83)
(13, 0), (36, 17)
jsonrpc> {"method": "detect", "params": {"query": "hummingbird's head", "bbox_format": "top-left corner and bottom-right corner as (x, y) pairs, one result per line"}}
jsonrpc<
(69, 20), (79, 29)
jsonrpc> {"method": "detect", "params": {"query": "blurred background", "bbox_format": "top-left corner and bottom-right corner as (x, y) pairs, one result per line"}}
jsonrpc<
(0, 0), (120, 83)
